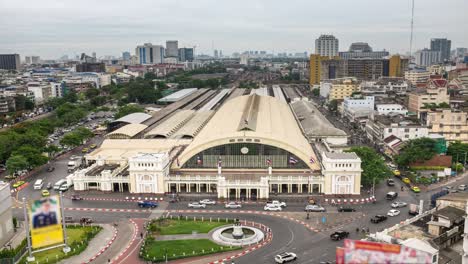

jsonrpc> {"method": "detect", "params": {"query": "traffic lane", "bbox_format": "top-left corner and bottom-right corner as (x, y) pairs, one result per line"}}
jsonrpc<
(168, 201), (312, 212)
(172, 213), (315, 264)
(12, 208), (151, 224)
(61, 199), (154, 210)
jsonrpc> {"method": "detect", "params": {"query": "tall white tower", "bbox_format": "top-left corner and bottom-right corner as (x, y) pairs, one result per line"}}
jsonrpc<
(315, 35), (339, 57)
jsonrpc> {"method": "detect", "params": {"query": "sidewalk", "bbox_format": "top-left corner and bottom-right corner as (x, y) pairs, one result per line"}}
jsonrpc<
(112, 219), (145, 264)
(59, 224), (114, 264)
(426, 171), (468, 191)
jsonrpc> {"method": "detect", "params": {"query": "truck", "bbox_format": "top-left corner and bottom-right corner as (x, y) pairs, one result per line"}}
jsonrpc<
(409, 204), (419, 216)
(67, 159), (82, 172)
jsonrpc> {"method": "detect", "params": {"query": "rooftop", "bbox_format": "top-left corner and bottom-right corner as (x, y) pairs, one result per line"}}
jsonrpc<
(106, 123), (148, 139)
(323, 152), (359, 160)
(158, 88), (198, 103)
(433, 206), (465, 221)
(112, 112), (152, 125)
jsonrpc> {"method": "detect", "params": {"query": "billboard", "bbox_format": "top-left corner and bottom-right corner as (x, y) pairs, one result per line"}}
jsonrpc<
(29, 196), (64, 249)
(337, 239), (433, 264)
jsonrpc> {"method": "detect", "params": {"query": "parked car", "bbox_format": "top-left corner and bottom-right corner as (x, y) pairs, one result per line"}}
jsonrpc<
(188, 202), (206, 209)
(264, 204), (282, 211)
(12, 181), (25, 188)
(387, 179), (395, 186)
(225, 202), (242, 209)
(443, 186), (452, 191)
(41, 190), (50, 197)
(90, 144), (97, 149)
(199, 199), (216, 205)
(305, 205), (326, 212)
(391, 201), (407, 208)
(458, 184), (467, 191)
(370, 215), (388, 223)
(387, 209), (400, 217)
(138, 200), (158, 208)
(393, 170), (401, 176)
(274, 252), (297, 263)
(330, 231), (349, 241)
(410, 186), (421, 193)
(71, 195), (83, 201)
(337, 206), (355, 212)
(82, 148), (89, 153)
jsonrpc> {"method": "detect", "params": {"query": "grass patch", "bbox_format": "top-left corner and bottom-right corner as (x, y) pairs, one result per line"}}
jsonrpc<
(19, 225), (102, 264)
(149, 218), (234, 235)
(141, 238), (241, 262)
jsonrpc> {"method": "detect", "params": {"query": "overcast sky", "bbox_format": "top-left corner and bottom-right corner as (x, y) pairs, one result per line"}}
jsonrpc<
(0, 0), (467, 59)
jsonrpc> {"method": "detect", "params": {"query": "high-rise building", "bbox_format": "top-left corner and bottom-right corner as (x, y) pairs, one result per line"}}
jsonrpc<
(339, 43), (389, 59)
(178, 48), (194, 62)
(349, 42), (373, 52)
(165, 40), (179, 58)
(31, 56), (40, 64)
(92, 52), (97, 59)
(309, 54), (322, 86)
(430, 38), (451, 62)
(135, 43), (165, 64)
(122, 51), (131, 61)
(25, 56), (32, 64)
(214, 49), (219, 58)
(389, 55), (409, 77)
(76, 62), (106, 73)
(0, 54), (20, 70)
(315, 35), (339, 57)
(414, 48), (441, 66)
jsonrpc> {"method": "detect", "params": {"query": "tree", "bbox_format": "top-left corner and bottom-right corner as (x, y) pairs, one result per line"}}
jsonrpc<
(6, 155), (28, 174)
(345, 146), (391, 187)
(90, 96), (107, 107)
(44, 145), (60, 158)
(74, 127), (94, 141)
(328, 99), (338, 112)
(85, 88), (100, 99)
(447, 141), (468, 164)
(14, 95), (34, 111)
(60, 133), (83, 147)
(12, 146), (48, 168)
(312, 88), (320, 97)
(144, 72), (157, 81)
(395, 138), (437, 167)
(115, 104), (145, 119)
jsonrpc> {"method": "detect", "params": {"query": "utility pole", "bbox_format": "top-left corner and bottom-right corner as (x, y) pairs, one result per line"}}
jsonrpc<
(372, 177), (376, 197)
(409, 0), (415, 61)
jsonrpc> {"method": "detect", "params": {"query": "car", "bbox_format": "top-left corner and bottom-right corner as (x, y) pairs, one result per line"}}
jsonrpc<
(450, 189), (459, 193)
(305, 205), (326, 212)
(264, 204), (282, 211)
(267, 200), (287, 207)
(458, 184), (467, 191)
(12, 181), (25, 188)
(41, 190), (50, 197)
(391, 201), (408, 208)
(387, 209), (400, 217)
(393, 170), (401, 176)
(330, 231), (349, 241)
(370, 215), (388, 223)
(82, 148), (89, 153)
(90, 144), (97, 149)
(337, 206), (356, 212)
(386, 191), (398, 200)
(225, 202), (242, 209)
(188, 202), (206, 209)
(411, 186), (421, 193)
(46, 166), (55, 172)
(138, 200), (158, 208)
(402, 177), (411, 184)
(46, 182), (52, 190)
(442, 186), (452, 191)
(274, 252), (297, 263)
(199, 199), (216, 205)
(71, 194), (83, 201)
(5, 175), (17, 180)
(387, 179), (395, 186)
(70, 155), (80, 160)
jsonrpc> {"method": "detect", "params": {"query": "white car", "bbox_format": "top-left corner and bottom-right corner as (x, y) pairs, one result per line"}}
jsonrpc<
(225, 202), (242, 209)
(458, 184), (467, 191)
(264, 204), (282, 211)
(387, 209), (400, 217)
(267, 200), (287, 208)
(199, 199), (216, 205)
(188, 202), (206, 209)
(391, 201), (408, 208)
(275, 252), (297, 263)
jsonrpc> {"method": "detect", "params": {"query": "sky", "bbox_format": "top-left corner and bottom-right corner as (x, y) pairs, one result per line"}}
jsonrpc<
(0, 0), (467, 59)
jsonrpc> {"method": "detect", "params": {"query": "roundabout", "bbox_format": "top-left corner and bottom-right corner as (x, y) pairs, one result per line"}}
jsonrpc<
(211, 221), (265, 246)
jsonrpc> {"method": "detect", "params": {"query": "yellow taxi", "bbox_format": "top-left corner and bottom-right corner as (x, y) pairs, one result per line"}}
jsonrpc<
(12, 181), (25, 188)
(402, 177), (411, 184)
(90, 144), (97, 149)
(82, 148), (89, 153)
(411, 186), (421, 193)
(393, 170), (401, 176)
(41, 190), (50, 197)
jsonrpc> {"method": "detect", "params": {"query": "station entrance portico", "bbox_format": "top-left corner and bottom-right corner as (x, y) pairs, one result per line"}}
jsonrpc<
(227, 188), (259, 200)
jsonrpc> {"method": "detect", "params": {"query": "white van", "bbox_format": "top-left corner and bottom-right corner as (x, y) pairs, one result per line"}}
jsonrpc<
(34, 179), (44, 190)
(54, 179), (67, 190)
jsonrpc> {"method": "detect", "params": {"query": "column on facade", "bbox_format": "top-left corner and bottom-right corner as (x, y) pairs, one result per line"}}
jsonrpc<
(299, 184), (303, 193)
(207, 184), (211, 193)
(278, 184), (282, 193)
(288, 184), (292, 193)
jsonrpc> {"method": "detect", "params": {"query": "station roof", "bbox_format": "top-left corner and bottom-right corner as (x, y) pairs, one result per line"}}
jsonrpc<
(112, 112), (151, 125)
(171, 111), (214, 139)
(290, 100), (347, 137)
(145, 110), (195, 138)
(86, 139), (191, 162)
(106, 123), (148, 139)
(158, 88), (198, 103)
(176, 94), (320, 170)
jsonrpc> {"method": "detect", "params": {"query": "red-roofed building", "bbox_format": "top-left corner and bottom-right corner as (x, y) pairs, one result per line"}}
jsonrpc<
(410, 155), (452, 168)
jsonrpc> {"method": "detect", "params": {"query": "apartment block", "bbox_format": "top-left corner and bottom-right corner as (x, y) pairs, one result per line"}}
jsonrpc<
(427, 109), (468, 143)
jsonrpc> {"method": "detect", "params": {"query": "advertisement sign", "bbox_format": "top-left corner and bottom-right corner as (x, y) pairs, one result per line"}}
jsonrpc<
(336, 239), (433, 264)
(29, 196), (64, 249)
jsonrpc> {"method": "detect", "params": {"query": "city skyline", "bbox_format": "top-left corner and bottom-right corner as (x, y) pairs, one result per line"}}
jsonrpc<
(1, 0), (467, 59)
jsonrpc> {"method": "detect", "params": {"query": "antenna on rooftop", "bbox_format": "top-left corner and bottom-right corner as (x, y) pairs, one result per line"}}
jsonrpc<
(409, 0), (415, 62)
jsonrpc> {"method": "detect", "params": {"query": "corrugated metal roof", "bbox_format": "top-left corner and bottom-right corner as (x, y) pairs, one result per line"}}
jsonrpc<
(172, 111), (214, 139)
(158, 88), (198, 103)
(145, 110), (195, 138)
(106, 123), (148, 139)
(112, 112), (152, 124)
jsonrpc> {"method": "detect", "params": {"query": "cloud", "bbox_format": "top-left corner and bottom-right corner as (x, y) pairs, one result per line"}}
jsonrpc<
(0, 0), (467, 58)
